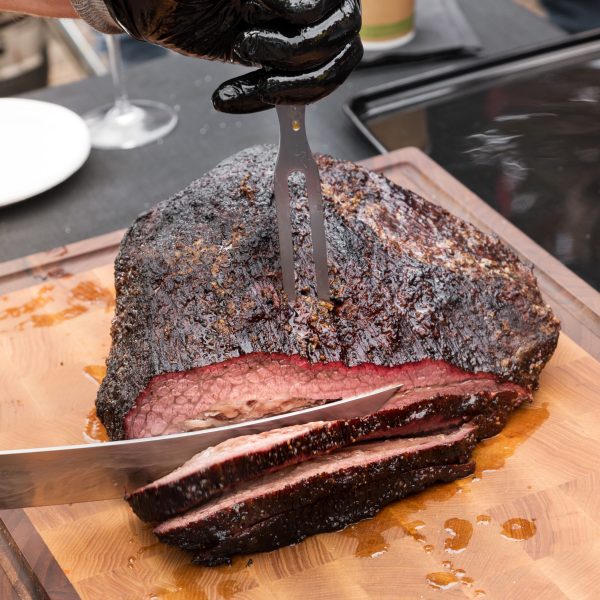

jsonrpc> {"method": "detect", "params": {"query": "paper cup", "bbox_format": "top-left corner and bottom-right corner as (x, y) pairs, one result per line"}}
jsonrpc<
(361, 0), (416, 50)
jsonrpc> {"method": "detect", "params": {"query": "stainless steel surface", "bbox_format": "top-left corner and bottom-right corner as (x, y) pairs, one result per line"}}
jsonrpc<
(274, 105), (330, 301)
(0, 384), (401, 508)
(345, 33), (600, 155)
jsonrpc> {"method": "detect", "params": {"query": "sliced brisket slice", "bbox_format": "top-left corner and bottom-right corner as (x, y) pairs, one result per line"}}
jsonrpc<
(126, 384), (526, 522)
(191, 463), (474, 566)
(154, 423), (477, 556)
(123, 357), (497, 439)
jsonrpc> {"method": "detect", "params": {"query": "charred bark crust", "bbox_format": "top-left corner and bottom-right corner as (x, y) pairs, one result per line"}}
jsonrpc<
(97, 146), (560, 439)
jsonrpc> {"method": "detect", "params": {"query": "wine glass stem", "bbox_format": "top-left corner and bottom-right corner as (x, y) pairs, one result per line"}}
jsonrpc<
(106, 35), (130, 113)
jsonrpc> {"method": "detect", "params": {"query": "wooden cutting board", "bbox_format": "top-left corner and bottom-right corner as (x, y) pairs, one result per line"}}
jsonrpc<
(1, 148), (600, 600)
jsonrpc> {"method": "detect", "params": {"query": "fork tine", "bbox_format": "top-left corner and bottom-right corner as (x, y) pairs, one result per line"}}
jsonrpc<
(304, 160), (330, 301)
(275, 105), (330, 302)
(273, 164), (296, 300)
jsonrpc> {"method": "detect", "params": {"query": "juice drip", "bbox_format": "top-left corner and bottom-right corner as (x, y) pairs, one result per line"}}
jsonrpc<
(84, 408), (109, 443)
(342, 511), (394, 558)
(444, 518), (473, 554)
(1, 279), (115, 331)
(501, 518), (537, 541)
(84, 365), (107, 385)
(404, 519), (426, 543)
(0, 284), (54, 321)
(45, 267), (72, 280)
(389, 404), (548, 595)
(426, 572), (460, 590)
(428, 560), (476, 591)
(31, 305), (87, 327)
(70, 281), (115, 309)
(473, 403), (550, 476)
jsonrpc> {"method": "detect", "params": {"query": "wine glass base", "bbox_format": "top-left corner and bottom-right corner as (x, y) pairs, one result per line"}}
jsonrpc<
(83, 99), (178, 150)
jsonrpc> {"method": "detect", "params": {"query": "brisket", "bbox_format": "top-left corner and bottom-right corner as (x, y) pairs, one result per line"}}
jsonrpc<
(97, 146), (559, 440)
(154, 424), (477, 564)
(191, 463), (474, 566)
(127, 383), (527, 522)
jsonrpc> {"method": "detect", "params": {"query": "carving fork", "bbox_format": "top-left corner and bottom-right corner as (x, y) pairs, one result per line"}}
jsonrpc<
(274, 105), (330, 301)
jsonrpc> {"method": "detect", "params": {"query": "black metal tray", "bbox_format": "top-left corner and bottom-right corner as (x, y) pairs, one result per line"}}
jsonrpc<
(345, 30), (600, 291)
(346, 30), (600, 153)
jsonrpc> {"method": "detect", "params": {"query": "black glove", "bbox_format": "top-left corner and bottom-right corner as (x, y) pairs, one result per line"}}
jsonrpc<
(103, 0), (363, 113)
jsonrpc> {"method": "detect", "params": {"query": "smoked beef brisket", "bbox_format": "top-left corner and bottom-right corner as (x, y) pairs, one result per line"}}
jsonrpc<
(153, 424), (477, 565)
(97, 146), (559, 440)
(113, 146), (559, 565)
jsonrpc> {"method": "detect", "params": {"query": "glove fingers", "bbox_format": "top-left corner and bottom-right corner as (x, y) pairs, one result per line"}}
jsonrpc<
(245, 0), (342, 25)
(257, 37), (363, 105)
(240, 0), (277, 25)
(235, 0), (361, 70)
(212, 71), (273, 114)
(215, 36), (363, 113)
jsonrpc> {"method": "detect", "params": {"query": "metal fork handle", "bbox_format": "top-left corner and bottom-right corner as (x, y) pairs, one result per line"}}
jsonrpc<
(274, 105), (330, 302)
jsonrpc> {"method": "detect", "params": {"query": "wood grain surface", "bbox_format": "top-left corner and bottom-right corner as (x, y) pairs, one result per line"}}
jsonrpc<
(1, 150), (599, 600)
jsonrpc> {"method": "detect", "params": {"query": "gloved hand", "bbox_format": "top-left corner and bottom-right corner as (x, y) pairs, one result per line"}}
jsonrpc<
(103, 0), (363, 113)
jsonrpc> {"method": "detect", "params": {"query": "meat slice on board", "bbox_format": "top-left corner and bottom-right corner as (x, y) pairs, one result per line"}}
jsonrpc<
(191, 463), (474, 566)
(154, 424), (478, 565)
(127, 383), (527, 522)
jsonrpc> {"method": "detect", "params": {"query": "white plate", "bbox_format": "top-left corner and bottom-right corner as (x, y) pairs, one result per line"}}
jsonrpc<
(0, 98), (91, 207)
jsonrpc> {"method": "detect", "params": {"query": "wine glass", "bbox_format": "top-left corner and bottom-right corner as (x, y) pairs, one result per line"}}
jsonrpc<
(83, 35), (178, 149)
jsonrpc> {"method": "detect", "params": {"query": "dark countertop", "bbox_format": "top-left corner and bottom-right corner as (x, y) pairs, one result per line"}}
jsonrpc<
(0, 0), (565, 262)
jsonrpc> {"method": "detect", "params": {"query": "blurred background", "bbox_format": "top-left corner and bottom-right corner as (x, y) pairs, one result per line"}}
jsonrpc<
(0, 11), (167, 96)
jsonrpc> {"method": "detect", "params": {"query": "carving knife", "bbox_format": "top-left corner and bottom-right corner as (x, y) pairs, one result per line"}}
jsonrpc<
(0, 384), (402, 509)
(274, 105), (330, 301)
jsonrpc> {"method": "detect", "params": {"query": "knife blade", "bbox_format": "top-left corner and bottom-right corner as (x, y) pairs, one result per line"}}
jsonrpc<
(274, 105), (330, 301)
(0, 384), (402, 509)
